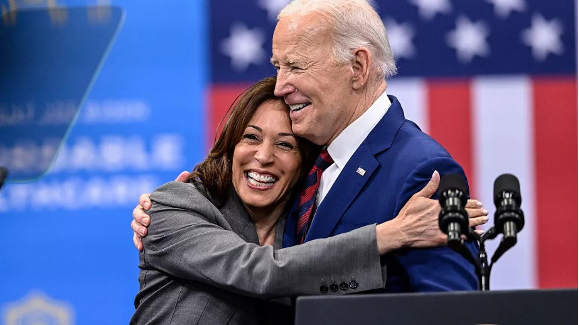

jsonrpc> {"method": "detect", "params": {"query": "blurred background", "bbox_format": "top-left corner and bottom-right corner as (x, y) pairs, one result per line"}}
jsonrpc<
(0, 0), (576, 324)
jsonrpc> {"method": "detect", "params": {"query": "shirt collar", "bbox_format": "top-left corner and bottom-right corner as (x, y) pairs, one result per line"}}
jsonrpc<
(327, 91), (391, 170)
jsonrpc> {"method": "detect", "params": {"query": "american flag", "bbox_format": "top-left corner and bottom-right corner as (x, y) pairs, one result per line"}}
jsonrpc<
(207, 0), (577, 290)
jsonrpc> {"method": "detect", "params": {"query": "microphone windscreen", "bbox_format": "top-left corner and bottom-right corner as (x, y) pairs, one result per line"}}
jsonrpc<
(493, 173), (521, 205)
(438, 173), (467, 199)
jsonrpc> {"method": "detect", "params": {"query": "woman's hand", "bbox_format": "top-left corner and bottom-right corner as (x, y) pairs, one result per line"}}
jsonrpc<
(376, 171), (489, 254)
(131, 171), (190, 251)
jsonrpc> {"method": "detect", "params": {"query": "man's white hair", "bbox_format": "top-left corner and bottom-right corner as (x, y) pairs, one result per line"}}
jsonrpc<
(278, 0), (397, 79)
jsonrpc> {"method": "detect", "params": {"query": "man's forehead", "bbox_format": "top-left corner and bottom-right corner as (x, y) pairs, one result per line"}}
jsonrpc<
(271, 32), (320, 64)
(272, 16), (329, 61)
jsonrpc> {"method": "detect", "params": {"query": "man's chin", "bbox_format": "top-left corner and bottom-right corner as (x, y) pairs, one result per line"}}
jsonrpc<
(290, 123), (308, 137)
(297, 130), (325, 145)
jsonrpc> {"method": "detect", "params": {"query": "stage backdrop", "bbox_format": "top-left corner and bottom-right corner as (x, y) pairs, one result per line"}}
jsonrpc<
(0, 0), (206, 324)
(0, 0), (576, 324)
(207, 0), (577, 290)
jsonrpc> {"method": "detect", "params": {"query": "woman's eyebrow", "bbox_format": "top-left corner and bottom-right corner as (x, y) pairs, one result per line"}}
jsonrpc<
(247, 125), (262, 132)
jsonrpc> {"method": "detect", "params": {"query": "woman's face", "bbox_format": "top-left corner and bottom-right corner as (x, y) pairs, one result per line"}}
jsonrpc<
(232, 99), (303, 213)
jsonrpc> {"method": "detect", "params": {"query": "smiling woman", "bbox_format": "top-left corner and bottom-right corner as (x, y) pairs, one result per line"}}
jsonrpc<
(232, 100), (304, 245)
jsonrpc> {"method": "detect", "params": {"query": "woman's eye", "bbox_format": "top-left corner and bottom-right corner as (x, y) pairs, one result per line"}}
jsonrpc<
(277, 142), (295, 150)
(242, 134), (259, 141)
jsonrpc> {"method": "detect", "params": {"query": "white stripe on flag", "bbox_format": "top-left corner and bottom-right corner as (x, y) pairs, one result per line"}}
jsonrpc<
(387, 78), (428, 133)
(472, 76), (537, 289)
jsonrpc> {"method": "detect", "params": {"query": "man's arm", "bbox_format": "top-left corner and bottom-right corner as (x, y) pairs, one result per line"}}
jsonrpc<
(392, 157), (480, 291)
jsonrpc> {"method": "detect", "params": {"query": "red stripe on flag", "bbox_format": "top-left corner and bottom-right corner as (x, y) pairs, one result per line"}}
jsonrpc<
(207, 84), (252, 149)
(533, 78), (578, 288)
(426, 80), (476, 196)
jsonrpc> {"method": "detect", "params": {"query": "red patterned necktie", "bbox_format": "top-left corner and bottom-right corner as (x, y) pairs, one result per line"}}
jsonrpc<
(296, 149), (334, 244)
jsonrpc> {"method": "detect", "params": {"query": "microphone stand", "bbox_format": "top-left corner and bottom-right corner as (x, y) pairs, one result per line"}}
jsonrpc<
(474, 230), (490, 291)
(478, 236), (490, 291)
(448, 226), (513, 291)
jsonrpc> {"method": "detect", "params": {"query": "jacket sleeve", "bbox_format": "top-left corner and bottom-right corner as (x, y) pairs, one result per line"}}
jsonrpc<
(392, 157), (479, 291)
(142, 181), (386, 299)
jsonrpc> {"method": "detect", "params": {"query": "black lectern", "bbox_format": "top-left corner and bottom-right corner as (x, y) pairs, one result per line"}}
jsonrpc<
(295, 289), (577, 325)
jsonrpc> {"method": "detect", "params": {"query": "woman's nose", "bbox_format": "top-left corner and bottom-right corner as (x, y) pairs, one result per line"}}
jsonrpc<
(254, 143), (274, 165)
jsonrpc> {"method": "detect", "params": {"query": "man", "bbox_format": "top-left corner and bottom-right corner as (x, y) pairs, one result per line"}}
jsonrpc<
(133, 0), (486, 292)
(271, 0), (477, 291)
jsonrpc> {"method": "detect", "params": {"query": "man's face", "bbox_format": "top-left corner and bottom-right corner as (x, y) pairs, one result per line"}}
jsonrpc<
(271, 14), (355, 146)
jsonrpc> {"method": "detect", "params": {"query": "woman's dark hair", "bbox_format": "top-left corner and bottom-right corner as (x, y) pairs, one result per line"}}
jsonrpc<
(189, 76), (320, 199)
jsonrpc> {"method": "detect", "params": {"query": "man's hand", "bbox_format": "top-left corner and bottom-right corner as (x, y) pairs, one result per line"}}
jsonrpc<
(375, 171), (489, 254)
(132, 171), (190, 251)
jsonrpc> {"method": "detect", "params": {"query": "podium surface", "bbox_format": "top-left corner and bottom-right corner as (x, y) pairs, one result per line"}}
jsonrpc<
(295, 289), (577, 325)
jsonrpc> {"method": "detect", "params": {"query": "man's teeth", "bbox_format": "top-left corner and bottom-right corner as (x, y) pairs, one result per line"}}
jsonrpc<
(289, 103), (308, 111)
(247, 172), (276, 187)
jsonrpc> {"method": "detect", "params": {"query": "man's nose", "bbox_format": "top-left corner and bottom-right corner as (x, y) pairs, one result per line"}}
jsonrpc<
(274, 69), (293, 97)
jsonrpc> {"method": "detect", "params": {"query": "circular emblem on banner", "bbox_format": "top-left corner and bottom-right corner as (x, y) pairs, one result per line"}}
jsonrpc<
(2, 291), (74, 325)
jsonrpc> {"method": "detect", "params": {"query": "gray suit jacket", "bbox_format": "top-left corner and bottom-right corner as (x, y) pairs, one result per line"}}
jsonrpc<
(131, 181), (386, 325)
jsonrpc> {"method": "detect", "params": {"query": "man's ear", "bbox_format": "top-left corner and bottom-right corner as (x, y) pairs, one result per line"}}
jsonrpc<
(351, 47), (371, 90)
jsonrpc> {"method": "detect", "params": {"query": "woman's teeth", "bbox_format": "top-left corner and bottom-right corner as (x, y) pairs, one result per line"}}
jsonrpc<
(247, 172), (276, 187)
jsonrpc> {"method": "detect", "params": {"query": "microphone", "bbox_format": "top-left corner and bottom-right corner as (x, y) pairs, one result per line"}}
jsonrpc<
(493, 174), (525, 246)
(438, 173), (469, 245)
(0, 167), (8, 191)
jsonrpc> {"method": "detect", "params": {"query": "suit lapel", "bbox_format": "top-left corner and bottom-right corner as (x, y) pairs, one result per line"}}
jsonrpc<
(218, 189), (260, 245)
(305, 142), (379, 240)
(304, 95), (407, 241)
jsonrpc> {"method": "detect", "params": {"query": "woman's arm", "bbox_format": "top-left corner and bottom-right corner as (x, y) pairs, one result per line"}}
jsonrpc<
(143, 182), (385, 299)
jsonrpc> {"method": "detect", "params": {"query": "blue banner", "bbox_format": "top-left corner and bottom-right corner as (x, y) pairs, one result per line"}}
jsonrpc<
(0, 1), (207, 324)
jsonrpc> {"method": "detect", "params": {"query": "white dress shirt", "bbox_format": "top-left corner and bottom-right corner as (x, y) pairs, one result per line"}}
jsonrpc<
(316, 91), (391, 207)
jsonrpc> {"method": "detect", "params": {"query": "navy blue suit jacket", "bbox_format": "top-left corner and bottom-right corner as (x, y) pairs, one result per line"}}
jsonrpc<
(283, 95), (478, 292)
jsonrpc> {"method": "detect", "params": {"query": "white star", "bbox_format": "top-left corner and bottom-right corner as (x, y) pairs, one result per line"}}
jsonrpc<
(486, 0), (526, 18)
(446, 16), (490, 63)
(384, 18), (416, 59)
(220, 23), (266, 71)
(410, 0), (452, 20)
(258, 0), (291, 21)
(521, 14), (564, 61)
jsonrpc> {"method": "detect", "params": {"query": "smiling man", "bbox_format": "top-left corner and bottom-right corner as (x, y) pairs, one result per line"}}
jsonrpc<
(271, 0), (479, 292)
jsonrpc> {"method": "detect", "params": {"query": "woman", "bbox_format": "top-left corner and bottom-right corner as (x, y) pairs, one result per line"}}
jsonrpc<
(131, 77), (486, 325)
